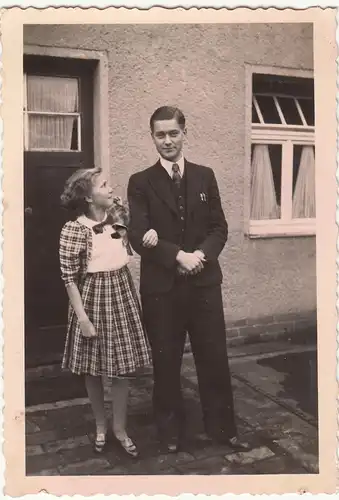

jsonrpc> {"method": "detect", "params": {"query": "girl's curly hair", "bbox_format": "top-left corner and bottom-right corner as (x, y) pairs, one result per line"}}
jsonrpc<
(60, 167), (130, 224)
(60, 167), (102, 215)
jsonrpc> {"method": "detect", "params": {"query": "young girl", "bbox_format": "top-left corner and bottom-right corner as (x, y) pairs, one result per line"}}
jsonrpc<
(59, 167), (154, 457)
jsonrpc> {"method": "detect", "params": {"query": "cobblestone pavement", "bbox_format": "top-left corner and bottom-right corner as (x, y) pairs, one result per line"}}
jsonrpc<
(25, 340), (318, 476)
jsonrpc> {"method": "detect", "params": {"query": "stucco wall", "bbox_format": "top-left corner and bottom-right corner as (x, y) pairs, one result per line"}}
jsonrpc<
(24, 23), (316, 324)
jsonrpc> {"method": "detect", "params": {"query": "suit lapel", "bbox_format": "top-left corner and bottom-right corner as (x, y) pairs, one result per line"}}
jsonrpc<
(185, 160), (201, 217)
(148, 160), (178, 216)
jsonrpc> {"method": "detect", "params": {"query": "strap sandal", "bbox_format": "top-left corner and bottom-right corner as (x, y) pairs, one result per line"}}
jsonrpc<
(114, 435), (139, 458)
(94, 432), (106, 453)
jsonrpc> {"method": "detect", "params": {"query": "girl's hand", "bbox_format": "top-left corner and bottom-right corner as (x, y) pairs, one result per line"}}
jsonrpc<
(79, 318), (97, 338)
(142, 229), (158, 248)
(113, 196), (123, 206)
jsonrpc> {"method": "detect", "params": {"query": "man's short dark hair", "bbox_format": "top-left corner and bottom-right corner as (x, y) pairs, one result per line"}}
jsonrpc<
(150, 106), (186, 132)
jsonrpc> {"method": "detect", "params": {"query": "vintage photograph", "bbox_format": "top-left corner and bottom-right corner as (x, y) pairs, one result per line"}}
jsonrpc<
(1, 6), (337, 496)
(23, 21), (318, 476)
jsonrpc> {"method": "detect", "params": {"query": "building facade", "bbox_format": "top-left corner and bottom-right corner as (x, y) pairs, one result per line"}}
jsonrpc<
(23, 23), (316, 366)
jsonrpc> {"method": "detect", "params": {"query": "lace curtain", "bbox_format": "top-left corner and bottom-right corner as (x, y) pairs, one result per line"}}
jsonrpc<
(292, 146), (316, 219)
(27, 76), (78, 150)
(250, 144), (280, 220)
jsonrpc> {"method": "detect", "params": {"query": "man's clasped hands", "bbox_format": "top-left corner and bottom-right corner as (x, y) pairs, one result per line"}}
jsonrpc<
(142, 228), (206, 276)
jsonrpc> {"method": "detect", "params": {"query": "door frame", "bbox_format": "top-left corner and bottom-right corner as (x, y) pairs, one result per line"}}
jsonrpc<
(24, 44), (110, 176)
(23, 46), (109, 366)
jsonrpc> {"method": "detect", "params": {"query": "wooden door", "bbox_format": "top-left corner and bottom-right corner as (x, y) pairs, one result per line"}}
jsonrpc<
(24, 54), (96, 367)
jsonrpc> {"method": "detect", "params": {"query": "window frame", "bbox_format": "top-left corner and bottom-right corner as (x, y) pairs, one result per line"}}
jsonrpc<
(23, 73), (82, 153)
(23, 54), (96, 169)
(245, 65), (316, 238)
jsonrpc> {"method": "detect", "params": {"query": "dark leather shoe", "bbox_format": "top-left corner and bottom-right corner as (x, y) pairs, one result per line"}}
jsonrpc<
(227, 436), (251, 451)
(196, 432), (213, 443)
(160, 437), (180, 453)
(167, 440), (180, 453)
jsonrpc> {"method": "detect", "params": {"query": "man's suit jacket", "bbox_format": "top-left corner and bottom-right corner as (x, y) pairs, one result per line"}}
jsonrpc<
(127, 159), (228, 295)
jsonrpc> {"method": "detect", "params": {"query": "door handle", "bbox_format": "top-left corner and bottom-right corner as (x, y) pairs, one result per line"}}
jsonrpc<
(25, 206), (33, 216)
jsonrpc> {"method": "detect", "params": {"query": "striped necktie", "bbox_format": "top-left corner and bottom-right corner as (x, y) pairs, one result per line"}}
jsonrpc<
(172, 163), (181, 188)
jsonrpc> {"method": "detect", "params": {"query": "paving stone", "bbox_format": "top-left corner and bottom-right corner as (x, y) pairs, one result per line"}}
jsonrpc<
(42, 405), (92, 426)
(186, 440), (231, 461)
(176, 456), (230, 475)
(234, 402), (277, 424)
(95, 465), (130, 475)
(298, 437), (318, 456)
(225, 446), (275, 465)
(27, 468), (60, 476)
(126, 440), (161, 460)
(235, 418), (255, 436)
(27, 413), (56, 432)
(131, 376), (153, 389)
(149, 467), (178, 475)
(249, 455), (307, 475)
(44, 435), (90, 453)
(58, 423), (92, 440)
(25, 418), (41, 433)
(182, 387), (198, 399)
(129, 411), (154, 427)
(275, 437), (319, 473)
(128, 400), (152, 414)
(58, 444), (99, 465)
(59, 457), (111, 475)
(181, 364), (197, 376)
(184, 373), (200, 385)
(266, 416), (317, 441)
(26, 444), (44, 456)
(128, 386), (151, 400)
(26, 452), (65, 475)
(129, 451), (195, 474)
(26, 430), (58, 446)
(181, 457), (230, 475)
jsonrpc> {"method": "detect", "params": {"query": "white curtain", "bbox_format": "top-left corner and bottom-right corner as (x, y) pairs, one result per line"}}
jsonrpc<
(292, 146), (316, 219)
(251, 144), (280, 220)
(27, 76), (78, 150)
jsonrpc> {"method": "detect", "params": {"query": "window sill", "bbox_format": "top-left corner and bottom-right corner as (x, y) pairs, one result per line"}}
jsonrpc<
(248, 219), (316, 238)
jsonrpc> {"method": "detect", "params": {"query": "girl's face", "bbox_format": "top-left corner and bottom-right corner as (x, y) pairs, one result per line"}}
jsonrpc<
(87, 173), (114, 209)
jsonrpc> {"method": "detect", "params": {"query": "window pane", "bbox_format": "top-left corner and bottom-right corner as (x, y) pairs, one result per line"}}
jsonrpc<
(250, 144), (281, 220)
(28, 115), (79, 150)
(268, 144), (282, 207)
(252, 101), (260, 123)
(278, 97), (303, 125)
(256, 95), (281, 124)
(253, 74), (314, 100)
(298, 98), (315, 126)
(27, 75), (79, 113)
(292, 145), (316, 218)
(292, 145), (303, 193)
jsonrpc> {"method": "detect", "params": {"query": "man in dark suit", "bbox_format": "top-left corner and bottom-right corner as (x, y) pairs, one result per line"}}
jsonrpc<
(127, 106), (250, 453)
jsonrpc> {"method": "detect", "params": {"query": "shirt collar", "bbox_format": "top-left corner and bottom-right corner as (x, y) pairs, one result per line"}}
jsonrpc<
(159, 155), (185, 178)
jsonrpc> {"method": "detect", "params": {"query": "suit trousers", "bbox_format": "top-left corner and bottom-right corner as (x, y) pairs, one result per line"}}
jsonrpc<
(141, 279), (237, 441)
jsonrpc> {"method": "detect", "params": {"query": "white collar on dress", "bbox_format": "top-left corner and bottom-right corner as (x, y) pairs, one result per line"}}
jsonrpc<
(77, 213), (108, 229)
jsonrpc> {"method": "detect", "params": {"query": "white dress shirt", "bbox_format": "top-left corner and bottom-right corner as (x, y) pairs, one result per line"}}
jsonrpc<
(77, 214), (129, 273)
(160, 155), (185, 179)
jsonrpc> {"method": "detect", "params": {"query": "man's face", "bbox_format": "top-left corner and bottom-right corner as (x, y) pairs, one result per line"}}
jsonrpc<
(151, 118), (186, 162)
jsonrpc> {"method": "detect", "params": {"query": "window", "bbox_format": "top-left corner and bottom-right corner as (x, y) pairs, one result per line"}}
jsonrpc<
(24, 75), (81, 151)
(249, 73), (315, 237)
(23, 54), (95, 169)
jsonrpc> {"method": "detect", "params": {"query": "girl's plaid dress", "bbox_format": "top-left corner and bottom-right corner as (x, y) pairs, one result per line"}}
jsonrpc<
(59, 206), (150, 377)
